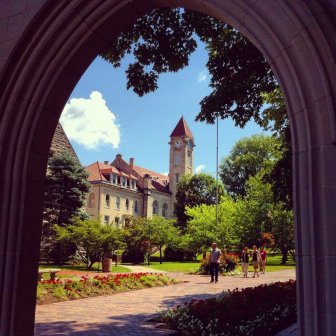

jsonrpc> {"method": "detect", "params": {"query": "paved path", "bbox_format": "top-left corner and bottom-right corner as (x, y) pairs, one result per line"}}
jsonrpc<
(35, 269), (296, 336)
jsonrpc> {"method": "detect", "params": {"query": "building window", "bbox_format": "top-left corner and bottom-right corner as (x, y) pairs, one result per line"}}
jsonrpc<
(125, 218), (131, 227)
(116, 196), (120, 210)
(115, 217), (120, 228)
(134, 200), (138, 213)
(132, 180), (136, 189)
(88, 193), (95, 208)
(188, 150), (192, 166)
(103, 215), (110, 225)
(175, 173), (179, 184)
(121, 177), (127, 187)
(112, 174), (117, 184)
(162, 203), (168, 217)
(125, 198), (129, 211)
(152, 200), (159, 215)
(174, 152), (181, 165)
(105, 194), (110, 208)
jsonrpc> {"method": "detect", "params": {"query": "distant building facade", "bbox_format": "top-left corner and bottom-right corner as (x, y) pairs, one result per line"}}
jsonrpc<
(85, 116), (195, 227)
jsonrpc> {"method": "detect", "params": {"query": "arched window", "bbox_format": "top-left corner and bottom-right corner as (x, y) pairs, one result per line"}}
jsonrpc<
(105, 194), (110, 207)
(152, 200), (159, 215)
(116, 196), (120, 210)
(134, 200), (138, 213)
(125, 198), (129, 211)
(88, 193), (95, 208)
(162, 203), (168, 217)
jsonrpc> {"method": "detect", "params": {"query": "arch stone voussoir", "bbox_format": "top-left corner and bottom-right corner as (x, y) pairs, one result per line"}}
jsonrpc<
(0, 1), (336, 335)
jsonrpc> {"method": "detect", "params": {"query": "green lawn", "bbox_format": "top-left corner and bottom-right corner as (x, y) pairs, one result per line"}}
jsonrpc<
(244, 253), (295, 273)
(143, 253), (295, 274)
(143, 261), (201, 273)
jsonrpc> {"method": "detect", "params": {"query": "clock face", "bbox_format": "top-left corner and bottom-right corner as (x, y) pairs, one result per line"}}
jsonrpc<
(174, 140), (182, 148)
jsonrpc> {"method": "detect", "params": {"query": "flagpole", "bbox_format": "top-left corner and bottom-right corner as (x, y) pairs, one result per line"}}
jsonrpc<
(216, 115), (219, 227)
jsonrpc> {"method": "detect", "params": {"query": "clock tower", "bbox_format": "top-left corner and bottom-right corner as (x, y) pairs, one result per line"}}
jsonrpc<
(169, 116), (195, 201)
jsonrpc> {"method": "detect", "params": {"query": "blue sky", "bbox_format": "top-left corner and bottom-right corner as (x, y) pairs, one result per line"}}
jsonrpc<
(60, 42), (266, 176)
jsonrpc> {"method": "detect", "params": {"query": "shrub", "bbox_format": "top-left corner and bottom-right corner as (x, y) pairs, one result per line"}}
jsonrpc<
(157, 280), (296, 336)
(198, 252), (239, 275)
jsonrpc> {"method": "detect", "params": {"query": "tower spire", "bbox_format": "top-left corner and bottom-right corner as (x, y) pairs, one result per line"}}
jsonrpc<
(170, 116), (194, 139)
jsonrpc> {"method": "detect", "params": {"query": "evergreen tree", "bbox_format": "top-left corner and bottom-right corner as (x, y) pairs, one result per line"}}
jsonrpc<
(41, 151), (91, 262)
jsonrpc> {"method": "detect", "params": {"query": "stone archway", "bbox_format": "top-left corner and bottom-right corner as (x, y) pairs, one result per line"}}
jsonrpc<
(0, 1), (335, 335)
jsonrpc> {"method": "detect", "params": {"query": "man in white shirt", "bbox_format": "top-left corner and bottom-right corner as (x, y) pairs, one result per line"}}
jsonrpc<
(209, 242), (221, 283)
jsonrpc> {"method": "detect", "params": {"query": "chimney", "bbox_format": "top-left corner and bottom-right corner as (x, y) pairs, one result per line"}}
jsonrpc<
(104, 160), (109, 165)
(129, 158), (134, 169)
(116, 154), (122, 162)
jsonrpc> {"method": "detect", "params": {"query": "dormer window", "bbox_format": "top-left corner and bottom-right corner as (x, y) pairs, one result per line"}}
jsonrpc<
(121, 177), (127, 187)
(111, 174), (117, 184)
(132, 180), (136, 189)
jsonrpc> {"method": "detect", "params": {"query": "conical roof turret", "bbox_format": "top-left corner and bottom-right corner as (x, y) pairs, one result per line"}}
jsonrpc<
(170, 116), (194, 138)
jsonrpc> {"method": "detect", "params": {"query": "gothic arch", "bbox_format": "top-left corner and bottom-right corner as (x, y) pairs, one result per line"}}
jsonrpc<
(0, 1), (335, 335)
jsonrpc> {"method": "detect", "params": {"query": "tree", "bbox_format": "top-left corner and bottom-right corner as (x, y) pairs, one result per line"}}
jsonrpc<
(147, 216), (179, 264)
(42, 151), (91, 261)
(122, 217), (150, 264)
(102, 8), (293, 208)
(101, 8), (276, 127)
(269, 203), (295, 264)
(54, 218), (125, 269)
(175, 173), (224, 229)
(219, 135), (282, 198)
(233, 171), (274, 248)
(186, 194), (237, 255)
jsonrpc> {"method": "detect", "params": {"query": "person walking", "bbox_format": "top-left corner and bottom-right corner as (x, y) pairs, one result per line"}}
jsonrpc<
(209, 242), (221, 283)
(241, 246), (249, 277)
(252, 245), (261, 278)
(259, 246), (267, 274)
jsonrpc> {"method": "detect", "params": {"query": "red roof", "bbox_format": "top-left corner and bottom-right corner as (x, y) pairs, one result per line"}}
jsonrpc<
(86, 162), (108, 182)
(170, 116), (193, 138)
(86, 162), (138, 182)
(133, 165), (168, 184)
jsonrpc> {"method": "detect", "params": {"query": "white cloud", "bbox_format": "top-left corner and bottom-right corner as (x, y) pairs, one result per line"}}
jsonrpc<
(195, 164), (206, 174)
(161, 171), (169, 176)
(198, 70), (207, 82)
(60, 91), (120, 150)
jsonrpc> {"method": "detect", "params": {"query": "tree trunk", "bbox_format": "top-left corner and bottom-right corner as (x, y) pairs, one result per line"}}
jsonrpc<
(159, 246), (162, 264)
(281, 245), (288, 264)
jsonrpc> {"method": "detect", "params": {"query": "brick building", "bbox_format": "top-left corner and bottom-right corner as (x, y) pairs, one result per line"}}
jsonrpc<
(85, 116), (195, 226)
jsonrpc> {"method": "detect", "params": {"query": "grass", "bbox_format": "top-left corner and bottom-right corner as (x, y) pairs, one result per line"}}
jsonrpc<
(143, 253), (295, 274)
(143, 261), (201, 273)
(245, 253), (295, 273)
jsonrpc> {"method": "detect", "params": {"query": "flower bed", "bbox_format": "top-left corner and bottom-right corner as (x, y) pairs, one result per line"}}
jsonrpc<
(157, 280), (296, 336)
(37, 272), (177, 305)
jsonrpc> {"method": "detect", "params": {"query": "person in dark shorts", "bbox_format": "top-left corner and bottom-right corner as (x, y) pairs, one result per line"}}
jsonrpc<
(241, 246), (249, 277)
(209, 242), (221, 283)
(252, 245), (261, 278)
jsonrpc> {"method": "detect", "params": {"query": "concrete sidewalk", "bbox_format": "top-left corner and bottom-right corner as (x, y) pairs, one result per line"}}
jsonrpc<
(35, 269), (296, 336)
